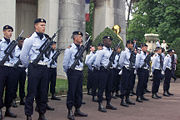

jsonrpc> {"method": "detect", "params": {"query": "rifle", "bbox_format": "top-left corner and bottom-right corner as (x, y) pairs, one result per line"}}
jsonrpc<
(0, 30), (24, 66)
(141, 52), (153, 69)
(32, 28), (61, 65)
(70, 35), (91, 70)
(129, 48), (136, 69)
(106, 41), (121, 70)
(49, 48), (65, 67)
(14, 55), (22, 68)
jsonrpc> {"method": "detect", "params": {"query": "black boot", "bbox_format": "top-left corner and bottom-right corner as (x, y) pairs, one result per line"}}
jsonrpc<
(92, 96), (98, 102)
(120, 99), (129, 107)
(26, 115), (32, 120)
(0, 109), (3, 120)
(51, 94), (61, 101)
(5, 108), (17, 118)
(74, 108), (88, 117)
(38, 113), (47, 120)
(67, 109), (75, 120)
(163, 91), (170, 97)
(98, 103), (107, 112)
(141, 96), (149, 101)
(11, 99), (18, 108)
(20, 98), (25, 105)
(106, 102), (117, 110)
(167, 91), (174, 96)
(126, 97), (135, 105)
(152, 94), (158, 99)
(87, 89), (92, 95)
(136, 96), (143, 103)
(145, 89), (151, 93)
(46, 104), (55, 111)
(155, 93), (162, 99)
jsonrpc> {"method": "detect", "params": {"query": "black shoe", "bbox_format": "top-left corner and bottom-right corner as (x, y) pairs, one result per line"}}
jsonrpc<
(0, 109), (3, 120)
(98, 103), (107, 112)
(145, 89), (151, 93)
(87, 90), (92, 95)
(167, 91), (174, 96)
(112, 95), (118, 99)
(38, 113), (47, 120)
(155, 93), (162, 99)
(106, 104), (117, 110)
(12, 99), (18, 108)
(82, 101), (86, 104)
(26, 115), (32, 120)
(51, 95), (61, 101)
(136, 97), (143, 103)
(46, 104), (55, 111)
(92, 96), (98, 102)
(120, 99), (129, 107)
(74, 109), (88, 117)
(163, 92), (170, 97)
(152, 94), (159, 99)
(5, 108), (17, 118)
(126, 99), (135, 105)
(67, 110), (75, 120)
(20, 99), (25, 105)
(141, 96), (149, 101)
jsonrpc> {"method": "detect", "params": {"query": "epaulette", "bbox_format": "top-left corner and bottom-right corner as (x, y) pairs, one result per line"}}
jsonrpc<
(44, 34), (50, 39)
(67, 45), (71, 49)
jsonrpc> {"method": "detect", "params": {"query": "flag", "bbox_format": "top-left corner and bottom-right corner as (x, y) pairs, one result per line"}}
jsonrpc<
(85, 0), (90, 22)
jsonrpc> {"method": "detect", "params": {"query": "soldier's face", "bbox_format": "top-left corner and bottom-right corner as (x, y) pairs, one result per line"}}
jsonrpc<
(18, 40), (24, 46)
(104, 39), (112, 47)
(35, 22), (46, 33)
(52, 44), (56, 49)
(142, 46), (147, 52)
(74, 35), (82, 44)
(3, 29), (13, 39)
(98, 46), (103, 50)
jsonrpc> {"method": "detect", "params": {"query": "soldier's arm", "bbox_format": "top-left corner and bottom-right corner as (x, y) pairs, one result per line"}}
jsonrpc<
(135, 53), (140, 69)
(94, 50), (103, 67)
(63, 48), (71, 73)
(119, 51), (125, 68)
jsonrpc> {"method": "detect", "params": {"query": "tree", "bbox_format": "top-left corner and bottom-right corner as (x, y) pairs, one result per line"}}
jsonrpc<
(127, 0), (180, 45)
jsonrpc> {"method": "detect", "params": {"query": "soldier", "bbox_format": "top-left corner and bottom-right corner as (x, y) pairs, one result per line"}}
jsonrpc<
(0, 25), (17, 119)
(94, 36), (117, 112)
(86, 43), (103, 102)
(135, 43), (149, 102)
(119, 40), (135, 107)
(163, 49), (174, 96)
(12, 37), (26, 107)
(85, 45), (96, 95)
(47, 41), (61, 101)
(20, 18), (49, 120)
(111, 46), (121, 99)
(63, 31), (88, 120)
(151, 47), (163, 99)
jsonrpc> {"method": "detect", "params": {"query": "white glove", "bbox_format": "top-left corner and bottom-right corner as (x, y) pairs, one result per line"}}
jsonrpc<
(161, 71), (165, 75)
(134, 70), (137, 74)
(119, 70), (122, 75)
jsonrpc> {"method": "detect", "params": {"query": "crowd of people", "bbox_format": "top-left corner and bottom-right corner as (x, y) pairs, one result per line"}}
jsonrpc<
(0, 18), (178, 120)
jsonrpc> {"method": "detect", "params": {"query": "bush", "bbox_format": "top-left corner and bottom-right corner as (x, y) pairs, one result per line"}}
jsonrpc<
(92, 27), (124, 49)
(170, 37), (180, 77)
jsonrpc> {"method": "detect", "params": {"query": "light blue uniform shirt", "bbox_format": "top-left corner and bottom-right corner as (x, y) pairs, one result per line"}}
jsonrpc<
(63, 43), (83, 73)
(163, 54), (172, 71)
(13, 45), (25, 67)
(112, 54), (120, 68)
(119, 47), (131, 69)
(85, 51), (94, 66)
(20, 32), (49, 67)
(151, 53), (161, 72)
(94, 46), (112, 68)
(48, 50), (57, 68)
(135, 51), (148, 69)
(0, 37), (14, 66)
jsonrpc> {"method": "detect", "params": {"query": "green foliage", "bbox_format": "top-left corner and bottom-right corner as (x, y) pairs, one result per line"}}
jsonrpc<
(170, 37), (180, 77)
(93, 27), (124, 49)
(127, 0), (180, 45)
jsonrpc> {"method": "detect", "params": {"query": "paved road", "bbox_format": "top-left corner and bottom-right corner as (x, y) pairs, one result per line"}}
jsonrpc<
(2, 79), (180, 120)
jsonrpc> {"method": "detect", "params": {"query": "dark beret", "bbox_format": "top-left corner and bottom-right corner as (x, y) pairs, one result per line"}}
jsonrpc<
(126, 40), (134, 44)
(72, 31), (83, 36)
(98, 43), (104, 47)
(167, 49), (172, 53)
(3, 25), (13, 31)
(52, 41), (56, 44)
(34, 18), (46, 24)
(19, 37), (25, 40)
(103, 36), (113, 40)
(141, 43), (148, 47)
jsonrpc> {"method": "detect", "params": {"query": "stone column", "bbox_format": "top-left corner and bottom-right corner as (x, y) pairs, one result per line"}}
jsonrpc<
(0, 0), (16, 39)
(38, 0), (59, 36)
(93, 0), (126, 44)
(57, 0), (86, 77)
